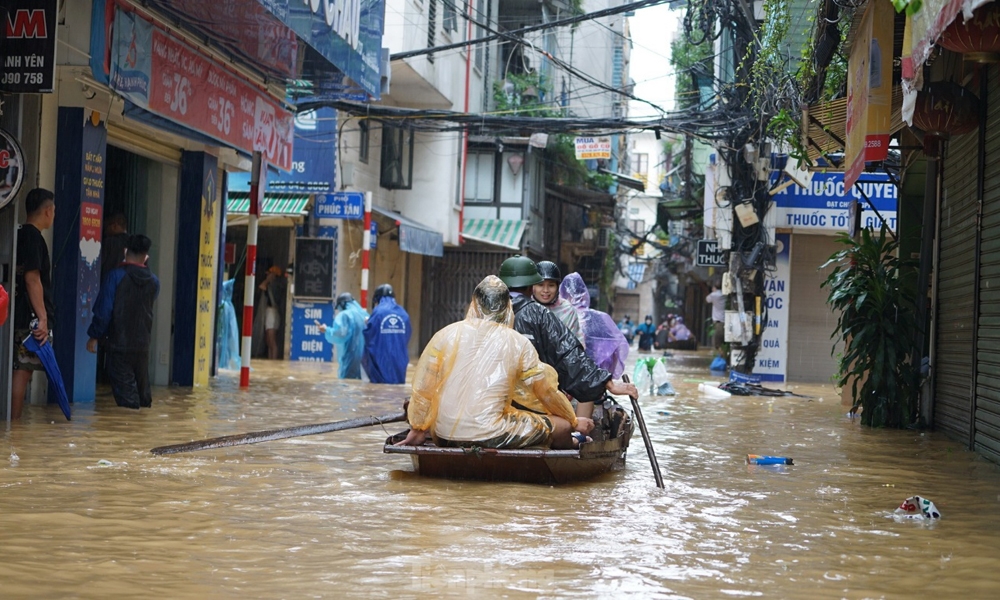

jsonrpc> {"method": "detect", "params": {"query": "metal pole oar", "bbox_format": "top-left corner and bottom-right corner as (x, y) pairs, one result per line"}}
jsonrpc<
(151, 411), (407, 456)
(623, 374), (664, 489)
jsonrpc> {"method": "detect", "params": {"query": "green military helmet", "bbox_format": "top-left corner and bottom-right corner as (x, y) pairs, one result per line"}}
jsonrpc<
(498, 255), (543, 288)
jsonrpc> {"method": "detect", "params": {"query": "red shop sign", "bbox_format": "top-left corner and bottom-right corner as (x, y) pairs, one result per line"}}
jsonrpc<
(145, 28), (293, 171)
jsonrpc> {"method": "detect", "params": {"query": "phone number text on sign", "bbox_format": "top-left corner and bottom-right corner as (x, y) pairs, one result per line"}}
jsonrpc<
(148, 30), (293, 171)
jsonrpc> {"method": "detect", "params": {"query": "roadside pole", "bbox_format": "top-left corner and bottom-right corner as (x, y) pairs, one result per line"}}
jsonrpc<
(241, 152), (265, 388)
(361, 191), (372, 308)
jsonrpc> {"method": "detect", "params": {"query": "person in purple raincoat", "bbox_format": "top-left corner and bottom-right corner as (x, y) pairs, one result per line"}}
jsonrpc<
(559, 272), (630, 379)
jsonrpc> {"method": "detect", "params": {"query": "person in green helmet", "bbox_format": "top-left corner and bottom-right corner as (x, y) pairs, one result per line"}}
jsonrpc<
(498, 255), (637, 418)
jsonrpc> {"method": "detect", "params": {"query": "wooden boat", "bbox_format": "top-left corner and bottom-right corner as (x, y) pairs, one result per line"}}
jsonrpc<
(383, 402), (635, 484)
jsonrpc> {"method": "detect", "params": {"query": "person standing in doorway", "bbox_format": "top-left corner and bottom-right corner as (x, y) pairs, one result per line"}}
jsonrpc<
(11, 189), (56, 420)
(363, 284), (411, 384)
(86, 235), (160, 409)
(706, 283), (727, 356)
(258, 266), (285, 360)
(100, 213), (128, 282)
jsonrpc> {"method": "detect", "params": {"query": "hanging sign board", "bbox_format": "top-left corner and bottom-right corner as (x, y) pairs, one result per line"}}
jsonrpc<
(752, 233), (790, 382)
(294, 237), (335, 300)
(290, 300), (335, 361)
(696, 239), (727, 267)
(314, 191), (364, 219)
(574, 136), (612, 160)
(0, 0), (58, 93)
(0, 128), (25, 210)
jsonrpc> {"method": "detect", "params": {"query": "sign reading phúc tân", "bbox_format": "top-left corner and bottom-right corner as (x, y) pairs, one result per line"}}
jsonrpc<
(574, 136), (612, 160)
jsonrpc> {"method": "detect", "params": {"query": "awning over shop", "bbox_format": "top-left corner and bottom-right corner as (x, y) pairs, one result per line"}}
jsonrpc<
(626, 263), (647, 290)
(461, 219), (526, 251)
(802, 86), (905, 166)
(227, 193), (310, 216)
(372, 206), (444, 257)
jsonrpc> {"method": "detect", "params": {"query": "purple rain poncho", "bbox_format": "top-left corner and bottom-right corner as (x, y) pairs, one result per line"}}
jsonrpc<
(559, 273), (629, 378)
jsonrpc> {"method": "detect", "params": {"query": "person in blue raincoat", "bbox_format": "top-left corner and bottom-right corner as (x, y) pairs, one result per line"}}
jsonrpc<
(319, 292), (368, 379)
(363, 284), (411, 384)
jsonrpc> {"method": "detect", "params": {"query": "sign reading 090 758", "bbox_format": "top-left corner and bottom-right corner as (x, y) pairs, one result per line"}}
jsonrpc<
(0, 128), (25, 211)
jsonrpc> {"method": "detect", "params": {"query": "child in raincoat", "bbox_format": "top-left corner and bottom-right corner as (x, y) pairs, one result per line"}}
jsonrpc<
(395, 276), (594, 449)
(319, 293), (368, 379)
(560, 273), (630, 379)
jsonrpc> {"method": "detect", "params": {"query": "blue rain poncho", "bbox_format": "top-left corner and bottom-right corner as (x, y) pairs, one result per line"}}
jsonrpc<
(325, 300), (368, 379)
(217, 279), (241, 370)
(363, 297), (411, 384)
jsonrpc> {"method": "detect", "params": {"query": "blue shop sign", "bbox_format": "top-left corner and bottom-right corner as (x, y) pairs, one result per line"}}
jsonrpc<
(771, 171), (897, 233)
(256, 0), (385, 99)
(229, 107), (337, 193)
(315, 192), (364, 219)
(290, 301), (335, 362)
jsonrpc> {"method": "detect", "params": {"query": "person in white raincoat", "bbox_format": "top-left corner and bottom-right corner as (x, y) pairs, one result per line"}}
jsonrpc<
(395, 276), (594, 449)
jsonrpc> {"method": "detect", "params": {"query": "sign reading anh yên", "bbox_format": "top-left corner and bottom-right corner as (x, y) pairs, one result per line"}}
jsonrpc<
(0, 0), (57, 93)
(574, 137), (612, 160)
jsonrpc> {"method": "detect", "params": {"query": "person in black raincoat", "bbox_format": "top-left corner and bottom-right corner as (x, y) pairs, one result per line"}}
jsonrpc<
(498, 255), (637, 418)
(86, 235), (160, 409)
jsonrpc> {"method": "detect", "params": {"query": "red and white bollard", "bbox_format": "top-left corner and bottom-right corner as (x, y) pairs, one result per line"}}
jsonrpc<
(360, 191), (372, 309)
(240, 153), (265, 388)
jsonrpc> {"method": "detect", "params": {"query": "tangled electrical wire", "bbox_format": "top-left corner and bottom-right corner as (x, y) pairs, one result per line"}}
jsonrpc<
(296, 98), (755, 141)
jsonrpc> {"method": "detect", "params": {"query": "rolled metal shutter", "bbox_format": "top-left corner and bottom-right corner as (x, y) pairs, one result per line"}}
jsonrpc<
(787, 234), (841, 383)
(420, 248), (509, 349)
(976, 73), (1000, 464)
(934, 127), (979, 441)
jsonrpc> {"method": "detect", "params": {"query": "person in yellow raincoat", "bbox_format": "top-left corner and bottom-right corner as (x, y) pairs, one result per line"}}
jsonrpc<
(395, 276), (595, 449)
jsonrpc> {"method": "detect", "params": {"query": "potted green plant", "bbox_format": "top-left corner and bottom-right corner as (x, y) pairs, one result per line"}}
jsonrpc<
(821, 224), (919, 427)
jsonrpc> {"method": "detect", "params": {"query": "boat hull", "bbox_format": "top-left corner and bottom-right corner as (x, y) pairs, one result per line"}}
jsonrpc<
(384, 419), (634, 485)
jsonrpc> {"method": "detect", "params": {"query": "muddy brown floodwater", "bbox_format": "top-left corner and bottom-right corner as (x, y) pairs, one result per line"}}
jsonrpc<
(4, 353), (1000, 598)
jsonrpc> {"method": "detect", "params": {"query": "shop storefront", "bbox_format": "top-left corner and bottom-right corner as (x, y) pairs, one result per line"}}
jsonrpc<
(2, 0), (385, 413)
(753, 172), (898, 383)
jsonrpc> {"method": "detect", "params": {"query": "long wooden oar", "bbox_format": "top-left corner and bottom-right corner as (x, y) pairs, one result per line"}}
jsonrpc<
(150, 411), (407, 456)
(623, 375), (664, 489)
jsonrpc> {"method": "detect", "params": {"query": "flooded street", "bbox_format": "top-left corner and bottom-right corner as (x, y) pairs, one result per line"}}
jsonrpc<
(4, 353), (1000, 598)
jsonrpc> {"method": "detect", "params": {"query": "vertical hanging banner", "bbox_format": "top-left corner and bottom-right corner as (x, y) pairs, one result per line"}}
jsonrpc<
(865, 0), (894, 163)
(194, 157), (220, 386)
(0, 0), (57, 93)
(90, 5), (294, 171)
(753, 233), (790, 382)
(845, 1), (894, 187)
(844, 4), (874, 189)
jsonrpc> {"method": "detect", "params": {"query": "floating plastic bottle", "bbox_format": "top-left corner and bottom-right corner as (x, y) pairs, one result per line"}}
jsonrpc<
(746, 454), (793, 465)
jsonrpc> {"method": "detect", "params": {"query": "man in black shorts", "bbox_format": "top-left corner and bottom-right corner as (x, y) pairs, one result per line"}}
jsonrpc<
(11, 189), (56, 419)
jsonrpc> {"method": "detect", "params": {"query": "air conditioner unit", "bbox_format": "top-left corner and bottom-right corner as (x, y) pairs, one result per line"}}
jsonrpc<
(597, 227), (612, 249)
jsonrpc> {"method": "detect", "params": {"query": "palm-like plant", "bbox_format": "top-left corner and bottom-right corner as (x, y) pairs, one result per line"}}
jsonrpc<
(821, 225), (918, 427)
